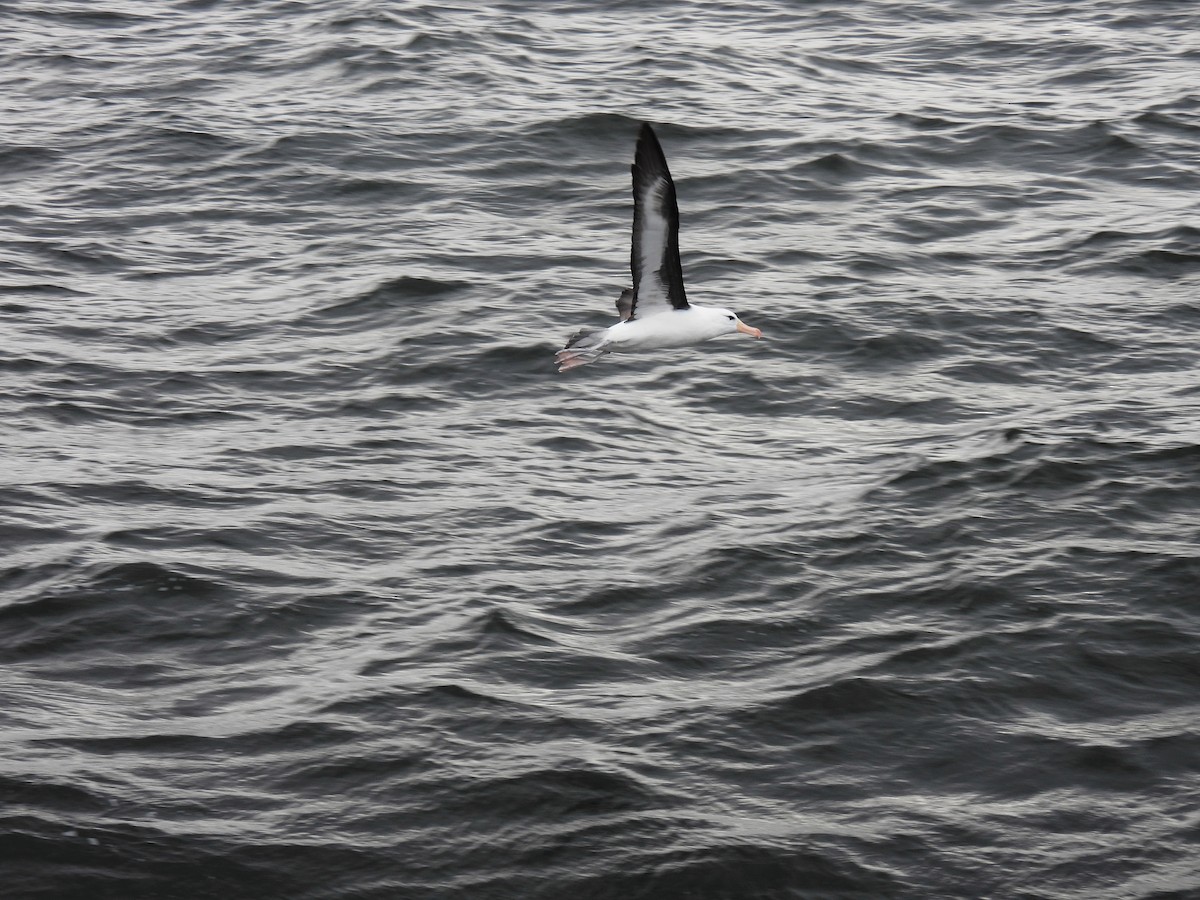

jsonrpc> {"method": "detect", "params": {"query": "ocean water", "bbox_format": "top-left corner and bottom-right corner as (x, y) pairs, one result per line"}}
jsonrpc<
(2, 1), (1199, 898)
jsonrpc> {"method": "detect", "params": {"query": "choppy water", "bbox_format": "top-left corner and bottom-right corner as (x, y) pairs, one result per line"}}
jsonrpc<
(3, 1), (1199, 898)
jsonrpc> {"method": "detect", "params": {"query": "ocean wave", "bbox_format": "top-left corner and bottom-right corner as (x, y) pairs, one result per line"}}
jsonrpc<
(3, 0), (1199, 897)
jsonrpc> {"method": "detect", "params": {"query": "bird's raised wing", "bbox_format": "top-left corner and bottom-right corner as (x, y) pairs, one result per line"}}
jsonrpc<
(629, 123), (689, 320)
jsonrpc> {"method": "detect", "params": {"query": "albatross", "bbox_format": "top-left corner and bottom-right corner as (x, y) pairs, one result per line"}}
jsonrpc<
(556, 123), (763, 373)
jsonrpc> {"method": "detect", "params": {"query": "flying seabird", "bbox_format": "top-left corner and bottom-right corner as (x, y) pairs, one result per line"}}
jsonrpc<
(556, 123), (763, 373)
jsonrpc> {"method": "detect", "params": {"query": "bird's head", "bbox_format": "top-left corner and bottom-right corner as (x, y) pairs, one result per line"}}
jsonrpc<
(716, 308), (763, 339)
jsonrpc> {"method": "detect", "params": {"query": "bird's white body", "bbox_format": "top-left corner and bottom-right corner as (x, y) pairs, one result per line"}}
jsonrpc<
(556, 124), (762, 373)
(556, 305), (758, 370)
(608, 306), (744, 349)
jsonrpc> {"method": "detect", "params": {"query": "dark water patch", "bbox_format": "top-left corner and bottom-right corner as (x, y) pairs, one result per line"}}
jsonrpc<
(1153, 300), (1200, 326)
(319, 388), (447, 417)
(527, 112), (651, 148)
(874, 432), (1198, 515)
(875, 444), (1033, 501)
(797, 151), (876, 184)
(35, 398), (251, 428)
(807, 50), (891, 78)
(32, 657), (190, 691)
(1043, 64), (1135, 88)
(45, 719), (359, 760)
(277, 747), (430, 795)
(1011, 456), (1104, 495)
(882, 574), (1024, 621)
(65, 478), (266, 510)
(549, 582), (670, 620)
(447, 765), (656, 821)
(419, 682), (516, 708)
(881, 631), (1000, 672)
(0, 816), (312, 900)
(224, 441), (351, 465)
(535, 433), (605, 453)
(689, 169), (795, 211)
(832, 391), (961, 422)
(310, 275), (470, 323)
(1071, 622), (1200, 702)
(851, 329), (946, 365)
(893, 119), (1157, 178)
(322, 682), (607, 750)
(102, 525), (247, 554)
(168, 683), (285, 718)
(162, 319), (264, 346)
(938, 359), (1027, 384)
(798, 525), (935, 579)
(891, 111), (966, 131)
(305, 42), (405, 79)
(469, 640), (654, 692)
(39, 242), (132, 275)
(679, 543), (815, 597)
(1075, 224), (1200, 274)
(542, 841), (895, 900)
(135, 120), (246, 163)
(0, 554), (80, 603)
(178, 517), (382, 565)
(0, 560), (225, 660)
(38, 6), (158, 26)
(842, 252), (912, 278)
(1132, 440), (1200, 469)
(1120, 248), (1200, 278)
(632, 611), (816, 673)
(979, 733), (1162, 799)
(244, 129), (382, 165)
(0, 521), (74, 554)
(1047, 324), (1121, 357)
(383, 348), (558, 398)
(330, 176), (425, 202)
(0, 280), (85, 298)
(0, 143), (61, 178)
(475, 340), (557, 371)
(766, 312), (863, 355)
(477, 606), (561, 647)
(46, 731), (255, 757)
(1, 559), (221, 613)
(326, 10), (406, 30)
(0, 775), (110, 816)
(889, 202), (1006, 243)
(1133, 109), (1200, 135)
(762, 246), (825, 268)
(744, 677), (917, 730)
(4, 576), (361, 672)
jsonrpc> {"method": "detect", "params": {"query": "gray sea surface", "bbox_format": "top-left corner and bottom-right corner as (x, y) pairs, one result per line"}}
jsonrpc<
(2, 1), (1199, 898)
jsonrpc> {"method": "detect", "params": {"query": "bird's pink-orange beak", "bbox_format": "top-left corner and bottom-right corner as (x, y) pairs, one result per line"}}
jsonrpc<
(736, 320), (763, 338)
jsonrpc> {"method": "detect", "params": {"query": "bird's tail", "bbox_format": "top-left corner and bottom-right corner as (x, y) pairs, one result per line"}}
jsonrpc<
(556, 328), (608, 372)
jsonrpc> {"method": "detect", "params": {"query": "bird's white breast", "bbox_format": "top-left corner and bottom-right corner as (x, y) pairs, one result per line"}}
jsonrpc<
(608, 307), (730, 351)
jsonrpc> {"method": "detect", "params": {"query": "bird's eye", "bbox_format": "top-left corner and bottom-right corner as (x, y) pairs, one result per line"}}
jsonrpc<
(727, 315), (735, 321)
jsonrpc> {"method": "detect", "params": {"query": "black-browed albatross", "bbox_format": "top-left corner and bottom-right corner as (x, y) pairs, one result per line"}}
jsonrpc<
(556, 123), (763, 373)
